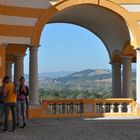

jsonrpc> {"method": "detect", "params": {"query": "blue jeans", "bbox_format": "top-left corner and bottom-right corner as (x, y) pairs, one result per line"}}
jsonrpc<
(4, 103), (16, 130)
(17, 100), (27, 125)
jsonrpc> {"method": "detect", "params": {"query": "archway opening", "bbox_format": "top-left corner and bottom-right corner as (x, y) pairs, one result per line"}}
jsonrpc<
(38, 23), (112, 100)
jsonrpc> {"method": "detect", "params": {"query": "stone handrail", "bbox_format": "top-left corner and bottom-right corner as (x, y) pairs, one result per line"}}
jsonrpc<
(41, 98), (136, 118)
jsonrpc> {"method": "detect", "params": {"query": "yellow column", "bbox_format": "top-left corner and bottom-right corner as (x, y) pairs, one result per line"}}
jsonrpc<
(0, 45), (6, 85)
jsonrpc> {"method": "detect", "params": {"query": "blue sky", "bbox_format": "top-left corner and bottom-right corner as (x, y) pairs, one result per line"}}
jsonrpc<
(24, 23), (112, 74)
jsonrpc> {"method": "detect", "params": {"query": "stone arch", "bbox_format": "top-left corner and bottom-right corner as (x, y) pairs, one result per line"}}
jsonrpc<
(31, 0), (139, 50)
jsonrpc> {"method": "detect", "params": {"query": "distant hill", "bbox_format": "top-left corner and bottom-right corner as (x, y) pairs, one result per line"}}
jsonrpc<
(24, 69), (136, 93)
(41, 71), (74, 78)
(24, 71), (74, 81)
(59, 69), (112, 82)
(38, 69), (136, 99)
(38, 69), (136, 92)
(39, 69), (113, 91)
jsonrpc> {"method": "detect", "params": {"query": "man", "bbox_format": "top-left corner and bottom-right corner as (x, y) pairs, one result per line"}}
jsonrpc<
(2, 76), (17, 132)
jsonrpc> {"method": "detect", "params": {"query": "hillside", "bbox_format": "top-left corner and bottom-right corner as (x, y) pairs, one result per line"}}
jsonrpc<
(39, 69), (136, 90)
(39, 69), (112, 91)
(38, 69), (136, 99)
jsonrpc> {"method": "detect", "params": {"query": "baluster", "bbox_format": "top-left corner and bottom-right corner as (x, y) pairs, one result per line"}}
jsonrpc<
(127, 103), (131, 113)
(62, 103), (65, 114)
(110, 103), (115, 113)
(79, 103), (81, 113)
(60, 104), (62, 114)
(106, 103), (109, 112)
(76, 103), (78, 113)
(48, 104), (51, 114)
(78, 103), (80, 113)
(58, 104), (61, 114)
(55, 104), (57, 114)
(102, 103), (106, 113)
(68, 103), (71, 114)
(67, 103), (70, 114)
(66, 103), (68, 114)
(99, 103), (102, 113)
(70, 103), (73, 113)
(57, 104), (59, 114)
(80, 103), (83, 113)
(56, 104), (58, 114)
(52, 103), (56, 114)
(48, 104), (50, 114)
(51, 103), (53, 114)
(75, 103), (78, 113)
(96, 103), (100, 113)
(73, 103), (76, 114)
(118, 103), (123, 113)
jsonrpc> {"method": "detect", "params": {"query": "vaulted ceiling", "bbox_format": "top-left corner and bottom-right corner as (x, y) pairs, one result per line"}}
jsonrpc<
(0, 0), (140, 60)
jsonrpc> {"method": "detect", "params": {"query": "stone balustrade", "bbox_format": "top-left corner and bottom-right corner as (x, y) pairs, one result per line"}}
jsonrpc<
(41, 98), (136, 118)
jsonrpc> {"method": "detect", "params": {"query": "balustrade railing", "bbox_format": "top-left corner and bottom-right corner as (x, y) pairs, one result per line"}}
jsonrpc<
(42, 99), (83, 117)
(42, 98), (136, 118)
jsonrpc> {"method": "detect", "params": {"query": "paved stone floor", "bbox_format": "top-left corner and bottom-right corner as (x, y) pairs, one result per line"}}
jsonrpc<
(1, 117), (140, 140)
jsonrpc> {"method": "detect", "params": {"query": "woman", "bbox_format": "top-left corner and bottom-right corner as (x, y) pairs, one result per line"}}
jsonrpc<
(17, 76), (29, 128)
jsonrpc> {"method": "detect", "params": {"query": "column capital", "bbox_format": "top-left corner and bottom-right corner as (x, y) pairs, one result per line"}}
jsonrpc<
(6, 61), (13, 65)
(0, 43), (8, 49)
(110, 61), (121, 65)
(110, 62), (121, 68)
(29, 44), (40, 48)
(29, 46), (39, 52)
(13, 53), (25, 59)
(121, 55), (133, 64)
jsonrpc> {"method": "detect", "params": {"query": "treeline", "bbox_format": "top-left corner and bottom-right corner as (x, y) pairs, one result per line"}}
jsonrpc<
(39, 88), (112, 100)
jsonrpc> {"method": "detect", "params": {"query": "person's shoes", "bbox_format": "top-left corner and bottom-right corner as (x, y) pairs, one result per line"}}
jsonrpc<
(1, 129), (8, 132)
(20, 123), (26, 128)
(16, 123), (19, 127)
(11, 129), (16, 132)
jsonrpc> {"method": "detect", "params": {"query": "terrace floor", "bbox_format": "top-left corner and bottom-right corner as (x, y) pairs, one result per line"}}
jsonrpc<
(1, 117), (140, 140)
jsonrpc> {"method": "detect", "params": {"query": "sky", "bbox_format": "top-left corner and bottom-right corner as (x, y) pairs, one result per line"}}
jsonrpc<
(24, 23), (112, 74)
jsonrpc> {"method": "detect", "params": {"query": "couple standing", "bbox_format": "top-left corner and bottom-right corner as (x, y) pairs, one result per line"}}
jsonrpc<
(1, 76), (29, 132)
